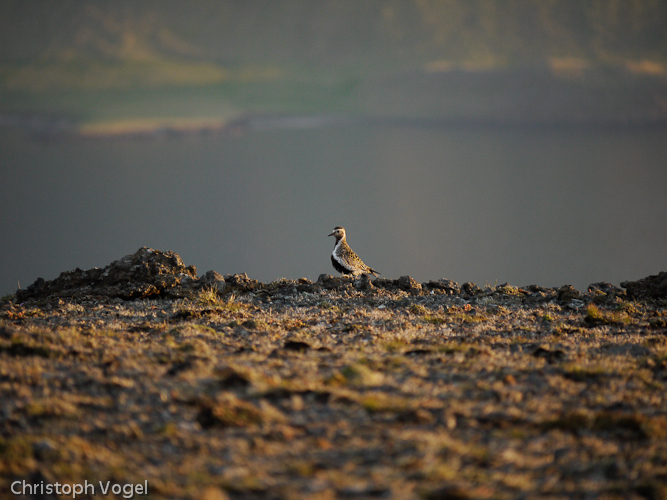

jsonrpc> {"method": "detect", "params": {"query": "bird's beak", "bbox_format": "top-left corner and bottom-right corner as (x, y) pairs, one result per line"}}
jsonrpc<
(327, 232), (333, 237)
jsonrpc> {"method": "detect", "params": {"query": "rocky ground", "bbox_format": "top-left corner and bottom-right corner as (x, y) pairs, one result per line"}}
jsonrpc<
(1, 248), (667, 500)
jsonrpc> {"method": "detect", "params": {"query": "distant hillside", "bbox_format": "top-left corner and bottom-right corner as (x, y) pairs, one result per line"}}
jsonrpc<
(1, 0), (667, 91)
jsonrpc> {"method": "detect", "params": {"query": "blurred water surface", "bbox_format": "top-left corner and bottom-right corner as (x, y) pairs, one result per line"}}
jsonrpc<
(2, 123), (666, 294)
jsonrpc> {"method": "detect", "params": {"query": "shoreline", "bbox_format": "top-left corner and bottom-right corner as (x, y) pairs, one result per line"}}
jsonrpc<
(4, 111), (667, 141)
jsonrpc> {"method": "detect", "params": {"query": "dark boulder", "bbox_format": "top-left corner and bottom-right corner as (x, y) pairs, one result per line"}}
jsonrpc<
(621, 272), (667, 299)
(461, 282), (481, 296)
(199, 270), (227, 292)
(588, 282), (623, 295)
(522, 284), (558, 303)
(557, 285), (582, 304)
(397, 275), (422, 293)
(223, 273), (261, 292)
(588, 282), (625, 304)
(16, 247), (198, 301)
(355, 274), (374, 291)
(316, 274), (355, 291)
(423, 278), (460, 295)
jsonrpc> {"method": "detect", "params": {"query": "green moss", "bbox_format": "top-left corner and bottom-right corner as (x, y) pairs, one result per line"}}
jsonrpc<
(359, 393), (410, 413)
(334, 363), (385, 387)
(584, 304), (604, 323)
(616, 302), (641, 315)
(436, 341), (480, 355)
(381, 339), (408, 352)
(456, 313), (488, 324)
(422, 315), (447, 325)
(158, 422), (179, 438)
(285, 460), (316, 477)
(496, 285), (522, 296)
(584, 304), (633, 326)
(318, 300), (341, 313)
(342, 323), (371, 333)
(561, 362), (610, 381)
(409, 304), (428, 315)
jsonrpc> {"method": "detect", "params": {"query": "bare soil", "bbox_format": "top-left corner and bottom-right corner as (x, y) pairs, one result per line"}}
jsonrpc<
(1, 279), (667, 500)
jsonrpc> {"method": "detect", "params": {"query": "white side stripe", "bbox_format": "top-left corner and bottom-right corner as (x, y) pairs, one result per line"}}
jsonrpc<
(332, 251), (354, 271)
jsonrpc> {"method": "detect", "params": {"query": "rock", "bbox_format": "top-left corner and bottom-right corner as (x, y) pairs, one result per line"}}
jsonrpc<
(316, 274), (332, 287)
(567, 299), (585, 310)
(198, 270), (227, 293)
(295, 277), (314, 292)
(32, 439), (58, 461)
(522, 284), (558, 303)
(588, 282), (623, 296)
(398, 275), (422, 292)
(316, 274), (354, 290)
(15, 247), (198, 301)
(461, 282), (481, 296)
(621, 272), (667, 299)
(557, 285), (582, 303)
(223, 273), (261, 292)
(588, 282), (625, 304)
(525, 285), (550, 293)
(373, 278), (397, 290)
(355, 274), (374, 291)
(424, 278), (460, 295)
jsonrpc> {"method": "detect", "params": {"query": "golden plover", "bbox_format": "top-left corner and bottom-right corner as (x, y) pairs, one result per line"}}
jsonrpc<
(328, 226), (380, 277)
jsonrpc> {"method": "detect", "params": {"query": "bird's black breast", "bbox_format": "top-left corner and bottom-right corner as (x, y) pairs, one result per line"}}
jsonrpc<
(331, 255), (352, 274)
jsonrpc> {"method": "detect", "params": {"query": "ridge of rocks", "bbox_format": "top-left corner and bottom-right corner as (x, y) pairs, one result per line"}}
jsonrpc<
(11, 247), (666, 303)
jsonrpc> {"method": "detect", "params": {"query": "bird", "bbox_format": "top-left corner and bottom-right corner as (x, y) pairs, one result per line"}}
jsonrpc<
(328, 226), (380, 277)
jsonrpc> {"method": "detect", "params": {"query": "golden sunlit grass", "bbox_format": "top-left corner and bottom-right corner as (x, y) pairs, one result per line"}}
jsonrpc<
(195, 285), (222, 307)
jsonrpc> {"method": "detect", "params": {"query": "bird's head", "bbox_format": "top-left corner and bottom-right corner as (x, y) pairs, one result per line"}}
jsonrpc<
(328, 226), (346, 240)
